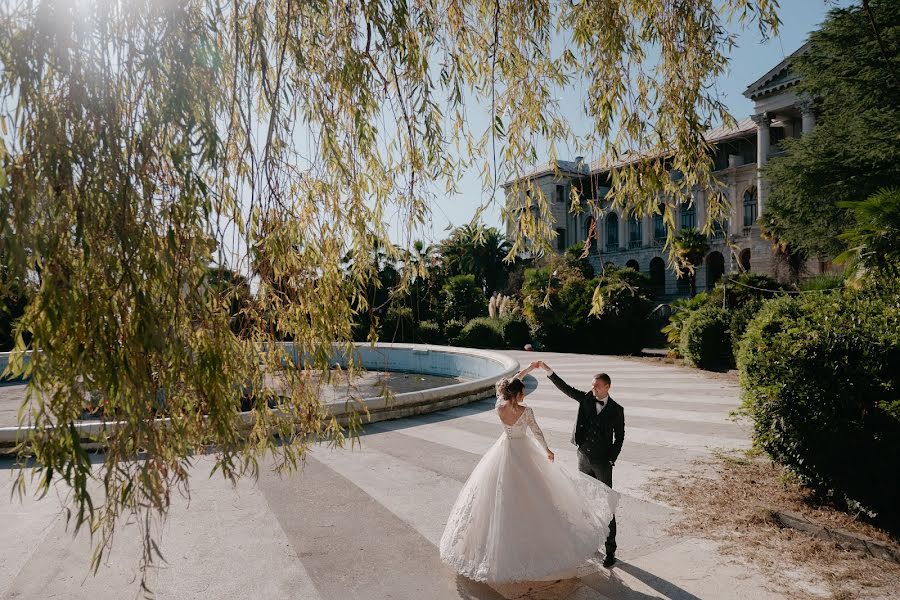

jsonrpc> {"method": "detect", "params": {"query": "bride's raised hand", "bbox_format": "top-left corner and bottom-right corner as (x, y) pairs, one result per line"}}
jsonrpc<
(546, 450), (555, 462)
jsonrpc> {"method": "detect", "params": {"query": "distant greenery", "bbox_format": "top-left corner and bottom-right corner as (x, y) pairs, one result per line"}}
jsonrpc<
(522, 259), (654, 354)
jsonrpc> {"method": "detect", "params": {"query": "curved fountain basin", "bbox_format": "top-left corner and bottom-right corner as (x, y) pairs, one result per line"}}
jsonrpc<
(0, 343), (519, 450)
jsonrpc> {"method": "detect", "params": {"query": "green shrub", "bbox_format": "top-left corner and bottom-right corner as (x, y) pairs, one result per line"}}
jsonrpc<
(727, 298), (763, 357)
(709, 272), (789, 310)
(679, 304), (732, 370)
(415, 320), (444, 345)
(564, 242), (595, 279)
(442, 319), (466, 342)
(738, 291), (900, 529)
(452, 318), (504, 349)
(661, 292), (709, 357)
(500, 318), (530, 349)
(440, 274), (486, 323)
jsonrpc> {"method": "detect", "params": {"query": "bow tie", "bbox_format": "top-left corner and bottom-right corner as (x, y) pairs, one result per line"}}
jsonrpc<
(596, 400), (606, 407)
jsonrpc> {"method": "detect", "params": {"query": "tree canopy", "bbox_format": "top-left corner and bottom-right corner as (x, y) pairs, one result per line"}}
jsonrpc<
(0, 0), (779, 582)
(762, 0), (900, 259)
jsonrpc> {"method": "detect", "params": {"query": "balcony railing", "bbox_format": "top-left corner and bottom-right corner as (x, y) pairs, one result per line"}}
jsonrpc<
(628, 240), (643, 249)
(605, 243), (620, 253)
(742, 226), (754, 237)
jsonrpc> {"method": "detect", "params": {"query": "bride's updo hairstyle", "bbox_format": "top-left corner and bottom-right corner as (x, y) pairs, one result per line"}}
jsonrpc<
(496, 377), (525, 403)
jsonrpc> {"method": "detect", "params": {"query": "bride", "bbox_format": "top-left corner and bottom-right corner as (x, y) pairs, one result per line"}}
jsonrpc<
(439, 362), (619, 583)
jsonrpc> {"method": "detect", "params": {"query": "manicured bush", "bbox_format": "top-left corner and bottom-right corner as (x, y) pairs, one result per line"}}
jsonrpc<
(738, 291), (900, 529)
(727, 297), (764, 357)
(679, 304), (732, 370)
(452, 318), (504, 349)
(499, 318), (530, 349)
(415, 320), (444, 345)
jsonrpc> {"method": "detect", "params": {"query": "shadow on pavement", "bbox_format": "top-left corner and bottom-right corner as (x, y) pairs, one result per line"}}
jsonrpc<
(608, 561), (704, 600)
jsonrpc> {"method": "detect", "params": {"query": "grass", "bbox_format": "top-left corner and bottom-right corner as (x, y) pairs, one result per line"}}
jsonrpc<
(653, 451), (900, 599)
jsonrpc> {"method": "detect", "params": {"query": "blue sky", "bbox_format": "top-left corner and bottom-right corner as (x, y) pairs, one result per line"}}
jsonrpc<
(414, 0), (854, 246)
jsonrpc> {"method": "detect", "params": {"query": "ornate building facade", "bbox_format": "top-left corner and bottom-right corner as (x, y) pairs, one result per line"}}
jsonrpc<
(503, 44), (827, 298)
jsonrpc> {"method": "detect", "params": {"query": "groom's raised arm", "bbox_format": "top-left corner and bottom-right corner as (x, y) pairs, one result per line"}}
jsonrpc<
(540, 363), (586, 401)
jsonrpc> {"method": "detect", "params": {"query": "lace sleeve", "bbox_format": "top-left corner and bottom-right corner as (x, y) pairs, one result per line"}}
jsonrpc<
(525, 407), (550, 453)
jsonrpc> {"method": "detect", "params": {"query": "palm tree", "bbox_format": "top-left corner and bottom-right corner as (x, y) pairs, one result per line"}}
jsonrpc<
(439, 224), (513, 295)
(673, 228), (710, 297)
(836, 187), (900, 284)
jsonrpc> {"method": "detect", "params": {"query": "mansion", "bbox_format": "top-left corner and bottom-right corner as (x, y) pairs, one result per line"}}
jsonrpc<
(504, 44), (827, 298)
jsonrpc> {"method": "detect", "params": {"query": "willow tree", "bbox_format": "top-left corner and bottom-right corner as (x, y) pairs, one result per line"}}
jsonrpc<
(0, 0), (779, 582)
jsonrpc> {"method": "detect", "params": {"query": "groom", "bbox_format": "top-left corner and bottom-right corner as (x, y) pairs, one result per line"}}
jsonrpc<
(533, 361), (624, 568)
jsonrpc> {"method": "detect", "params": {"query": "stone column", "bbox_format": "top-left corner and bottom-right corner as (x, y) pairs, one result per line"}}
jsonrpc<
(695, 188), (706, 231)
(642, 215), (652, 247)
(751, 112), (770, 217)
(799, 100), (816, 134)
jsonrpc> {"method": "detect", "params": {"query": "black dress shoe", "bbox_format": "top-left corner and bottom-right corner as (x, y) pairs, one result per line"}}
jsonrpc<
(602, 555), (616, 568)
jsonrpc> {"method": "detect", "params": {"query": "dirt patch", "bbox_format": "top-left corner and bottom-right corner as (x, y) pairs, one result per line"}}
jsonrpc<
(618, 353), (740, 384)
(652, 451), (900, 599)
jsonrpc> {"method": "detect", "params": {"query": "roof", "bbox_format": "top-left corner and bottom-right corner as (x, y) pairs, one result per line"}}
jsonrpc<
(586, 117), (756, 175)
(742, 42), (808, 101)
(502, 159), (589, 187)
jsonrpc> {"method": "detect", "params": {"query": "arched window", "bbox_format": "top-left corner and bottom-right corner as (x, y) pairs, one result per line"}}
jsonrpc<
(628, 216), (642, 248)
(605, 213), (619, 249)
(653, 204), (666, 242)
(680, 202), (696, 230)
(649, 257), (666, 295)
(738, 248), (751, 272)
(706, 251), (725, 290)
(712, 218), (729, 239)
(743, 187), (758, 227)
(626, 259), (640, 272)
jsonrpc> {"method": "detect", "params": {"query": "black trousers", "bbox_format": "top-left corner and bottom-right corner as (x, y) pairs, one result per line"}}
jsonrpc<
(577, 450), (617, 557)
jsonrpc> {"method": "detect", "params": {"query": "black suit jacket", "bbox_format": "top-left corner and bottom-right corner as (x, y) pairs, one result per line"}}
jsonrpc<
(548, 372), (625, 464)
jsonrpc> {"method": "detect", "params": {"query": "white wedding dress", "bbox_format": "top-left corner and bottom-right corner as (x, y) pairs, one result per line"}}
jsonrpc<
(439, 399), (619, 583)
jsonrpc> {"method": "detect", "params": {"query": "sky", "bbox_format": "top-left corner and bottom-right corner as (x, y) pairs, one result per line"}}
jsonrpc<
(415, 0), (855, 246)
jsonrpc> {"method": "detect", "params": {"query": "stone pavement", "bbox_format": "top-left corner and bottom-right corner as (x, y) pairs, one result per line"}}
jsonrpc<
(0, 350), (785, 600)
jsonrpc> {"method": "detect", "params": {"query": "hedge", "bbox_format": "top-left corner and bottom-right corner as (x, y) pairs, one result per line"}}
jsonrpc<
(738, 291), (900, 529)
(452, 318), (504, 349)
(500, 318), (531, 349)
(679, 304), (732, 370)
(415, 320), (444, 345)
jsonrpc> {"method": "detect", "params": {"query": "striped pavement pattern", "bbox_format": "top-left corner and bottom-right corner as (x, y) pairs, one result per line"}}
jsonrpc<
(0, 351), (784, 600)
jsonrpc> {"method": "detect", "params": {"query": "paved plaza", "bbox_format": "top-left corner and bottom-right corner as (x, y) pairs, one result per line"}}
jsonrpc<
(0, 350), (785, 600)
